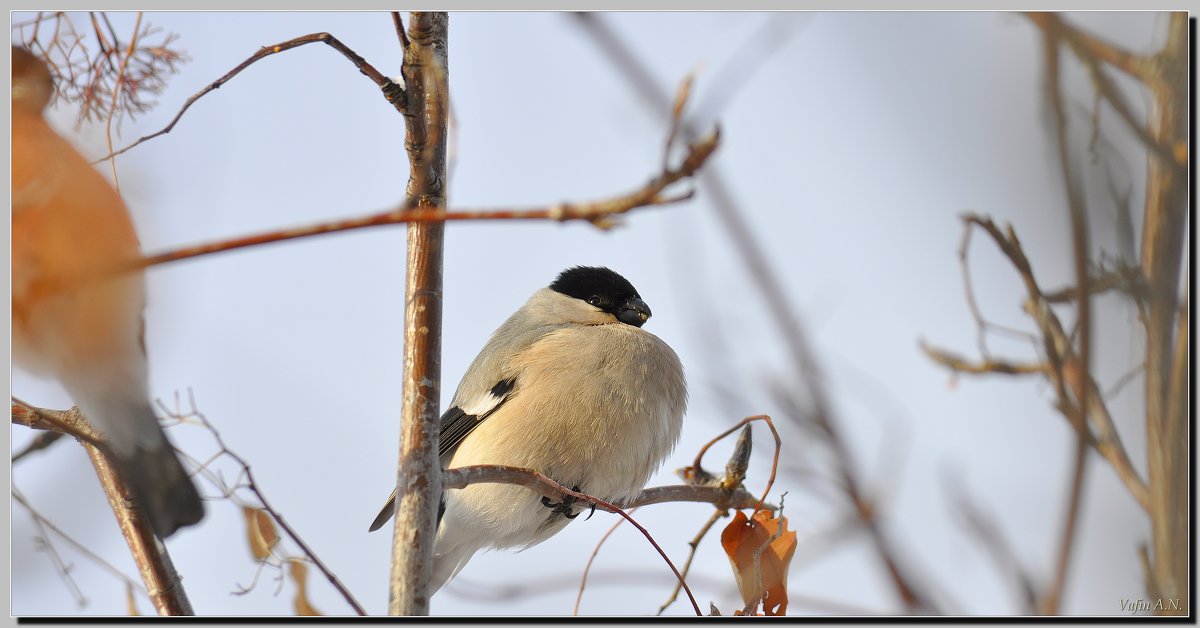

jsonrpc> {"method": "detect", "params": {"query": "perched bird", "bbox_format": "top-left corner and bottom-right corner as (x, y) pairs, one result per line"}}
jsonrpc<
(11, 47), (204, 538)
(370, 266), (687, 592)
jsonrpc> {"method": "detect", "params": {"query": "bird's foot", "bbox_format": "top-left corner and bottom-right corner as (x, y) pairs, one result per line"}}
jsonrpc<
(540, 485), (596, 520)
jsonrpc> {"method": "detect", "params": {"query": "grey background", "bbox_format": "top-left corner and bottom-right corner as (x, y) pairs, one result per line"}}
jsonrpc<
(7, 11), (1180, 616)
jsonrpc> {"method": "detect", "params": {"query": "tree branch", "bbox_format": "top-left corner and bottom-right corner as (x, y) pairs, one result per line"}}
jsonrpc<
(158, 394), (367, 616)
(118, 127), (712, 275)
(441, 464), (704, 616)
(573, 13), (936, 614)
(91, 31), (405, 164)
(948, 217), (1150, 512)
(10, 403), (195, 615)
(388, 11), (447, 617)
(1037, 23), (1093, 614)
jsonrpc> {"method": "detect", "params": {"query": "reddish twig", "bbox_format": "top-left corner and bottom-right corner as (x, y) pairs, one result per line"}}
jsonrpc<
(102, 10), (142, 192)
(573, 509), (632, 615)
(688, 416), (781, 515)
(441, 464), (703, 615)
(65, 122), (715, 285)
(657, 509), (725, 616)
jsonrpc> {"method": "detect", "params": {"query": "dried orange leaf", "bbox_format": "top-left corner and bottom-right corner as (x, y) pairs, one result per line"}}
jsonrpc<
(289, 560), (322, 616)
(242, 506), (278, 560)
(721, 509), (798, 616)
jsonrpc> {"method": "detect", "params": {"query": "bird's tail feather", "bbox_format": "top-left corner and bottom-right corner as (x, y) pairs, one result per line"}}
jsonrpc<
(111, 442), (205, 538)
(431, 542), (478, 593)
(75, 390), (205, 538)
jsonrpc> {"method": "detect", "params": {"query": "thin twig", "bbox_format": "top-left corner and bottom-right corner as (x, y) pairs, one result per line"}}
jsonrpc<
(91, 32), (405, 164)
(957, 217), (1151, 511)
(958, 222), (1042, 352)
(13, 487), (156, 607)
(1037, 25), (1093, 613)
(657, 509), (724, 615)
(943, 473), (1038, 613)
(17, 489), (89, 607)
(161, 392), (367, 616)
(71, 124), (716, 284)
(1041, 267), (1147, 304)
(390, 12), (410, 51)
(100, 9), (141, 192)
(687, 416), (780, 515)
(573, 509), (632, 615)
(12, 430), (67, 463)
(919, 341), (1046, 376)
(1026, 14), (1184, 172)
(441, 465), (704, 615)
(573, 14), (938, 613)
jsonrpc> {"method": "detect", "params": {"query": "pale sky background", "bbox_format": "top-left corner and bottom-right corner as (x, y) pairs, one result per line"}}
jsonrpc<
(9, 11), (1182, 617)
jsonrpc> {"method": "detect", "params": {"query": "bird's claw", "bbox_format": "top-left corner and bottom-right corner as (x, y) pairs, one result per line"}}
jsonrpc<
(541, 485), (594, 520)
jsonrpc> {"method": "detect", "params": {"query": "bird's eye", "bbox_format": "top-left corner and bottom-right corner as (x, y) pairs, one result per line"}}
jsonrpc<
(587, 296), (604, 307)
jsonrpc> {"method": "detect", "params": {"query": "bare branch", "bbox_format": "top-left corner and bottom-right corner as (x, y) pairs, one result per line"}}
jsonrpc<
(919, 341), (1046, 376)
(12, 430), (67, 463)
(441, 464), (703, 616)
(389, 12), (448, 617)
(574, 13), (938, 613)
(79, 431), (194, 615)
(1040, 266), (1148, 304)
(13, 487), (153, 608)
(685, 415), (780, 514)
(1026, 14), (1185, 172)
(116, 127), (713, 275)
(157, 392), (367, 616)
(944, 474), (1038, 613)
(91, 31), (405, 164)
(573, 510), (632, 615)
(14, 397), (197, 616)
(657, 509), (725, 616)
(390, 12), (410, 50)
(950, 217), (1150, 512)
(101, 11), (142, 193)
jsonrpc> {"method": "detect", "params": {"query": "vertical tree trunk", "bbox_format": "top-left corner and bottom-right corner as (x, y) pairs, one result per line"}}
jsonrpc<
(388, 11), (449, 617)
(1141, 13), (1188, 616)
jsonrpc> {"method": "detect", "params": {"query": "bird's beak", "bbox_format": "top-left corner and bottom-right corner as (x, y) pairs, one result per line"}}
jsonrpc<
(617, 297), (652, 327)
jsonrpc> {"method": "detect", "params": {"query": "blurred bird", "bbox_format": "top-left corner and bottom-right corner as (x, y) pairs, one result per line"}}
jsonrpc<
(370, 266), (687, 593)
(11, 46), (204, 538)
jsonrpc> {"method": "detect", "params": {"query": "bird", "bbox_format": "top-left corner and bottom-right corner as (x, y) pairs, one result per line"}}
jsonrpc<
(11, 46), (205, 538)
(369, 265), (687, 593)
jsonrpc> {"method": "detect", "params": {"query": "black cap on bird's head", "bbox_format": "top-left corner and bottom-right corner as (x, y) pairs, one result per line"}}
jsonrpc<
(550, 266), (652, 327)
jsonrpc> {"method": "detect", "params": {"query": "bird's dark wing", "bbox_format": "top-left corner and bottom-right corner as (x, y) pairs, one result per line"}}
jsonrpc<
(367, 377), (517, 532)
(438, 377), (516, 457)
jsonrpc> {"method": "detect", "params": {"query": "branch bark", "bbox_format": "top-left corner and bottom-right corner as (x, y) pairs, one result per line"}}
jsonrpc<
(11, 404), (193, 616)
(388, 11), (448, 617)
(1138, 14), (1189, 615)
